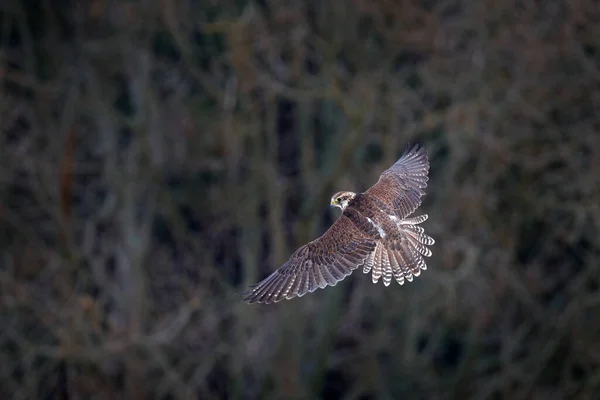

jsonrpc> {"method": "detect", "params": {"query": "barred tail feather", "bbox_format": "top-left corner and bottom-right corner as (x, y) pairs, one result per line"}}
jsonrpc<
(362, 210), (434, 287)
(388, 249), (405, 285)
(400, 214), (429, 225)
(371, 243), (384, 283)
(381, 248), (393, 287)
(364, 239), (431, 287)
(363, 248), (375, 274)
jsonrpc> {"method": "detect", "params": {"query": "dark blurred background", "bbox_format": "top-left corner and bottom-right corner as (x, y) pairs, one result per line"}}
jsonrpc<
(1, 1), (599, 399)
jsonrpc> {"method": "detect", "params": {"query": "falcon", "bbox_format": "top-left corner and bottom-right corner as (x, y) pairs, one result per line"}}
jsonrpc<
(243, 143), (434, 304)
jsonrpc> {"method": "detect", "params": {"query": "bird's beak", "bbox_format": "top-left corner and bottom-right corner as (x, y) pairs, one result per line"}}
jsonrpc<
(330, 202), (335, 209)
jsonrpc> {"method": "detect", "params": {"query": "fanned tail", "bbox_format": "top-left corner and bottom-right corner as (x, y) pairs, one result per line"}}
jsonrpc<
(363, 214), (434, 286)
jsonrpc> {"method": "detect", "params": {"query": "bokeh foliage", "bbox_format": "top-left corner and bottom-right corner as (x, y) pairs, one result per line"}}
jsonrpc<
(1, 0), (599, 399)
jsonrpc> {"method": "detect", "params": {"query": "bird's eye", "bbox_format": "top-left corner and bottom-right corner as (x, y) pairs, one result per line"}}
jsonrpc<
(336, 197), (341, 202)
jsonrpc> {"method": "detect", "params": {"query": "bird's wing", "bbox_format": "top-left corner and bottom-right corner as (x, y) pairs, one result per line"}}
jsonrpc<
(364, 143), (429, 219)
(243, 211), (377, 304)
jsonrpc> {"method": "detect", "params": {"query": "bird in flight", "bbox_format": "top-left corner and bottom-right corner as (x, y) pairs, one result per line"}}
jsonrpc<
(243, 144), (434, 304)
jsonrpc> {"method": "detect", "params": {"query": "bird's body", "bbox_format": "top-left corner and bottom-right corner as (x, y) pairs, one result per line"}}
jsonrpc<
(243, 144), (434, 304)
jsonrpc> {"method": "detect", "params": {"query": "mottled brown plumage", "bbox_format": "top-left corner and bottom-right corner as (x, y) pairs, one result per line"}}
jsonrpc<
(243, 144), (434, 304)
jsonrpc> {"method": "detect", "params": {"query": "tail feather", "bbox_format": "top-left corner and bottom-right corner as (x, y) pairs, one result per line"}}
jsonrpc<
(365, 239), (431, 286)
(381, 248), (393, 287)
(400, 214), (429, 225)
(388, 249), (405, 285)
(404, 230), (433, 257)
(362, 211), (434, 287)
(371, 243), (384, 283)
(363, 248), (375, 274)
(397, 243), (415, 282)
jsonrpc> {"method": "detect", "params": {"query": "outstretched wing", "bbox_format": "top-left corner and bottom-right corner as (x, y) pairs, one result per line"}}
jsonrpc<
(365, 143), (429, 219)
(243, 213), (377, 304)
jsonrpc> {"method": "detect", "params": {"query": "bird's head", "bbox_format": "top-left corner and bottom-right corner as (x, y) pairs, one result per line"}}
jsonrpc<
(330, 191), (356, 211)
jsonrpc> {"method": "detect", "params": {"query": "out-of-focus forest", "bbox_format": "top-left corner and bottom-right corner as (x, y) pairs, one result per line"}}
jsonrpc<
(1, 0), (599, 399)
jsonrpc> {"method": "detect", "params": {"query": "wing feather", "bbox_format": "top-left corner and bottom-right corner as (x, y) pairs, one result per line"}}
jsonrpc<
(243, 214), (377, 304)
(365, 143), (430, 219)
